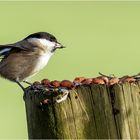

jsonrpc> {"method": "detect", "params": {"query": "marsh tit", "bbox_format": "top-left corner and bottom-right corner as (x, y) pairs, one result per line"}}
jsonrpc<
(0, 32), (65, 91)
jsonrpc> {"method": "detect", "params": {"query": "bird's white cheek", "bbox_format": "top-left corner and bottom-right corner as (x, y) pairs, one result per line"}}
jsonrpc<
(38, 39), (55, 49)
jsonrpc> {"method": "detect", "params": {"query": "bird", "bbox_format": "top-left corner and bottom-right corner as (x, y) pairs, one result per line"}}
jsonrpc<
(0, 32), (65, 91)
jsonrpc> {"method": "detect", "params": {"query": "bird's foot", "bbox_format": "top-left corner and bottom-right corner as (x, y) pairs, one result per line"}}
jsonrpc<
(31, 83), (45, 91)
(22, 81), (46, 91)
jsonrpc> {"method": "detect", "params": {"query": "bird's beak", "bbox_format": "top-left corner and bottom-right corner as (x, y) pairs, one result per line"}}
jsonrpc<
(55, 42), (66, 49)
(51, 42), (66, 52)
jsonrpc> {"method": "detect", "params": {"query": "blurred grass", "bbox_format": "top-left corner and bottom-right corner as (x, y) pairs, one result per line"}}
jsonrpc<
(0, 1), (140, 139)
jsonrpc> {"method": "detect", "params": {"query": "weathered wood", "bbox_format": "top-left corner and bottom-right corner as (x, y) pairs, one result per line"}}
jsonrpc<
(111, 84), (131, 138)
(24, 82), (140, 139)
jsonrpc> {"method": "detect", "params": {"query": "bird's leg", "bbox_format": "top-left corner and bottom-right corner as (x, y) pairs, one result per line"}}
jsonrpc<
(23, 80), (32, 85)
(15, 80), (26, 92)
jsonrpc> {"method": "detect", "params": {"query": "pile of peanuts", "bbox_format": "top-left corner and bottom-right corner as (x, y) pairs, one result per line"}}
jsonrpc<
(30, 75), (138, 104)
(33, 75), (137, 90)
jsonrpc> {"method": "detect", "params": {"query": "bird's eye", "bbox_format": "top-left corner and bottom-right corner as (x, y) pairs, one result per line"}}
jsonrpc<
(49, 37), (56, 42)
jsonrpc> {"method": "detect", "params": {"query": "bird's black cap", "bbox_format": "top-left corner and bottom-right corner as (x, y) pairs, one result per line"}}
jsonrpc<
(24, 32), (57, 42)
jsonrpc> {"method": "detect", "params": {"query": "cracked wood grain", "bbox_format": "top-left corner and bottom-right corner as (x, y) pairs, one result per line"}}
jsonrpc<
(24, 82), (140, 139)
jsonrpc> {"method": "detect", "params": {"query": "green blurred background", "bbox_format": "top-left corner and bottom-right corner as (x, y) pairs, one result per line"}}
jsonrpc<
(0, 1), (140, 139)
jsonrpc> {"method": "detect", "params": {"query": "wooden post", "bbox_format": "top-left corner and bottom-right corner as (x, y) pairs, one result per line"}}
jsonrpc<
(24, 82), (140, 139)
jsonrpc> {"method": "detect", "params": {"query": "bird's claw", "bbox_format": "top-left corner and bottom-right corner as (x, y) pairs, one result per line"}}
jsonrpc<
(31, 84), (45, 90)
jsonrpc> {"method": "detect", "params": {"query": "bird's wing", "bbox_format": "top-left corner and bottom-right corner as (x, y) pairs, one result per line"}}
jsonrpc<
(0, 45), (13, 59)
(0, 40), (35, 59)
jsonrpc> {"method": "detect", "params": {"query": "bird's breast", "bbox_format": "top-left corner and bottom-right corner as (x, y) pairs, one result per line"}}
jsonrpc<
(32, 53), (53, 73)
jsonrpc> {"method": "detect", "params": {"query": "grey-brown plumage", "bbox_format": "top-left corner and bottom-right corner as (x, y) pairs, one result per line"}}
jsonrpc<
(0, 32), (65, 90)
